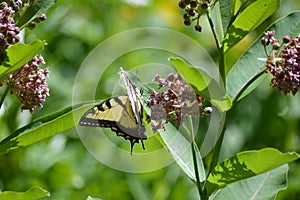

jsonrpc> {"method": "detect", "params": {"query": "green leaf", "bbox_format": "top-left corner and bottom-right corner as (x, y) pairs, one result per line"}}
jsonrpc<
(206, 148), (300, 194)
(231, 0), (242, 15)
(219, 0), (232, 35)
(226, 11), (300, 102)
(16, 0), (57, 28)
(210, 164), (288, 200)
(0, 40), (46, 82)
(0, 186), (49, 200)
(159, 123), (206, 182)
(0, 103), (93, 155)
(223, 0), (279, 52)
(169, 57), (211, 91)
(169, 57), (232, 111)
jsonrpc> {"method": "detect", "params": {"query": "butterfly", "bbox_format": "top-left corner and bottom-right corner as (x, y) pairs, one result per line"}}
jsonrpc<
(79, 67), (146, 154)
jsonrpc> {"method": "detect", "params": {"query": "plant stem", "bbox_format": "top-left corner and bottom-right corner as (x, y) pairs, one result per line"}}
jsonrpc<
(218, 46), (226, 86)
(231, 67), (266, 104)
(205, 9), (227, 174)
(0, 86), (9, 110)
(203, 10), (229, 195)
(206, 12), (220, 50)
(206, 12), (226, 88)
(192, 140), (207, 199)
(188, 116), (205, 199)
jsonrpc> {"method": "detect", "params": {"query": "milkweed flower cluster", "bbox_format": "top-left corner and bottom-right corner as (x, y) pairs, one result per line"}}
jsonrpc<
(0, 56), (50, 112)
(0, 2), (50, 112)
(261, 30), (300, 95)
(0, 2), (20, 62)
(178, 0), (215, 32)
(147, 73), (211, 133)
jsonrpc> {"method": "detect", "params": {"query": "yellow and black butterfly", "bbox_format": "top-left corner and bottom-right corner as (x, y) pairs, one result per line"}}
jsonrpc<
(79, 67), (146, 153)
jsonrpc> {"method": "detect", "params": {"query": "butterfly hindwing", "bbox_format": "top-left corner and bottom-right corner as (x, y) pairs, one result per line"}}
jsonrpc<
(79, 95), (146, 152)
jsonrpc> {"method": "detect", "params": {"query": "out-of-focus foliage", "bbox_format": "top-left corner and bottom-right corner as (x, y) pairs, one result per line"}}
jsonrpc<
(0, 0), (300, 199)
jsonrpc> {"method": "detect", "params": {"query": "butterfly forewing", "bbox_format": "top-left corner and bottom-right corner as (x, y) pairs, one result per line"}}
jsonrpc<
(120, 68), (144, 125)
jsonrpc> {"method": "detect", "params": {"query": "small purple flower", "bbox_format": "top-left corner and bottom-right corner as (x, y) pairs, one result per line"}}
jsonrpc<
(0, 2), (20, 63)
(262, 31), (300, 95)
(38, 13), (47, 22)
(1, 55), (50, 112)
(147, 73), (211, 132)
(265, 30), (275, 37)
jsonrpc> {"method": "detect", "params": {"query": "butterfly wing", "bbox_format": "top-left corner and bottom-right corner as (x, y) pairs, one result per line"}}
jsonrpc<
(79, 95), (146, 152)
(120, 67), (144, 126)
(120, 67), (147, 151)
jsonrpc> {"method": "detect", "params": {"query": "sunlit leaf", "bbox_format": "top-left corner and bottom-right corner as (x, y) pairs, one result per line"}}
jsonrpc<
(210, 164), (288, 200)
(169, 57), (211, 91)
(0, 186), (49, 200)
(206, 148), (299, 194)
(0, 40), (46, 82)
(223, 0), (279, 52)
(0, 103), (92, 154)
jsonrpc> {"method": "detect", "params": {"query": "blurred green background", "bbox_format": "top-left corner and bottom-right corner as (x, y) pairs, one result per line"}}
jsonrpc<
(0, 0), (300, 199)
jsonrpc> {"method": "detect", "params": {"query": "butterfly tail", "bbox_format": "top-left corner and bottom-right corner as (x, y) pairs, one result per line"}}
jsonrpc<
(130, 141), (134, 155)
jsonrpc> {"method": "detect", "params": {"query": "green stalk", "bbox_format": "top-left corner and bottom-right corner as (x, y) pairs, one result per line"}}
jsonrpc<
(206, 12), (226, 87)
(218, 46), (226, 86)
(206, 12), (220, 50)
(188, 116), (201, 193)
(205, 7), (227, 182)
(187, 116), (206, 199)
(231, 67), (266, 104)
